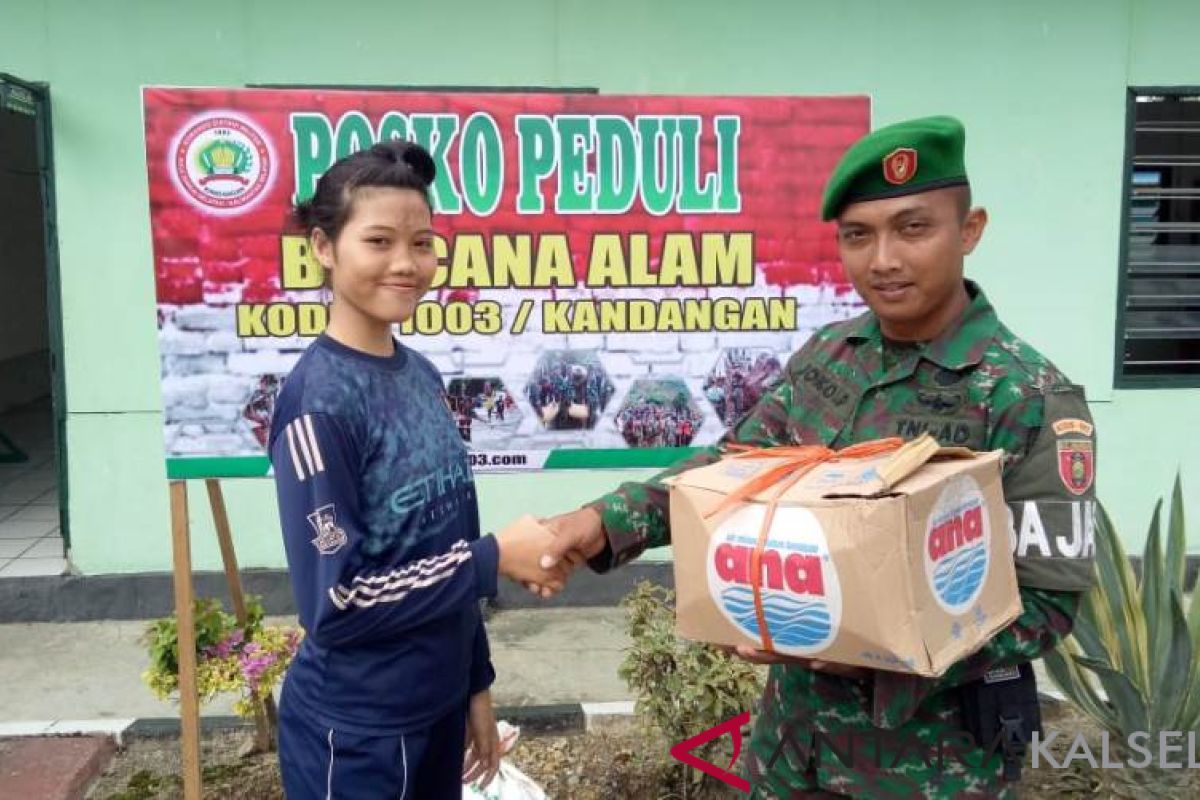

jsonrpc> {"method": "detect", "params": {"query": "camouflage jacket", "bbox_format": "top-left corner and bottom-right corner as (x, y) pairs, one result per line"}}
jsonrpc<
(590, 281), (1097, 731)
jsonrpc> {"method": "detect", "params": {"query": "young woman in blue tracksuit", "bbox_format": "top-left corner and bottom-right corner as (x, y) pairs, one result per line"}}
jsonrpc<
(269, 140), (563, 799)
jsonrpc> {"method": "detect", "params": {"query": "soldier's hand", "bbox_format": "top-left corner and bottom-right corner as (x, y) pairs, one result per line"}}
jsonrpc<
(541, 507), (607, 566)
(727, 645), (871, 680)
(495, 522), (571, 596)
(520, 507), (605, 598)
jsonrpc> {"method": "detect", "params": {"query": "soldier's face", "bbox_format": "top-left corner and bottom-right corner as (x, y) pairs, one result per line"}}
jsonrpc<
(836, 188), (987, 340)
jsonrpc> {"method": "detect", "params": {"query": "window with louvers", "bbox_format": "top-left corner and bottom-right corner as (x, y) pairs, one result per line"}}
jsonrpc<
(1117, 92), (1200, 386)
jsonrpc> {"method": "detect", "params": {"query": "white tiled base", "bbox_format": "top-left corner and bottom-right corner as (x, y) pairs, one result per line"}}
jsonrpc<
(0, 400), (67, 578)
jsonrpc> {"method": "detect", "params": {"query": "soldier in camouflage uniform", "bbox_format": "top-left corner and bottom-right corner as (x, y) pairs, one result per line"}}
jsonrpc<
(537, 116), (1098, 798)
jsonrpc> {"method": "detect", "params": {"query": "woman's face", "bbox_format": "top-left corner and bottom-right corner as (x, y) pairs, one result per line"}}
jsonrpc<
(314, 187), (437, 327)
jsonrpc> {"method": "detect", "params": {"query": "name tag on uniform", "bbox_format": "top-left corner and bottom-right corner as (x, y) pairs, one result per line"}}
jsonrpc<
(983, 665), (1021, 684)
(892, 415), (986, 448)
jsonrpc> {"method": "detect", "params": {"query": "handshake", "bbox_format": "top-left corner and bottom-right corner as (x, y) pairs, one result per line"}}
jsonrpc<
(494, 507), (606, 598)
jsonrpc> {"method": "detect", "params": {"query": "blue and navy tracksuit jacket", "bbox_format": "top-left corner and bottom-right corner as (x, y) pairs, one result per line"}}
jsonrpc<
(268, 333), (497, 736)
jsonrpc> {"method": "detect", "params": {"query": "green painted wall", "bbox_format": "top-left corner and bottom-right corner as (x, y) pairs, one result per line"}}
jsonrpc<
(1, 0), (1196, 575)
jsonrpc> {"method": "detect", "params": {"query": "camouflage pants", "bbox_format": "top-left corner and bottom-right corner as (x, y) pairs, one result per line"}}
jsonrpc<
(746, 666), (1018, 799)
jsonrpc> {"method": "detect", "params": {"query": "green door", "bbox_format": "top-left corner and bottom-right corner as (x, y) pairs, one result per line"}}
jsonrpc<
(0, 74), (69, 548)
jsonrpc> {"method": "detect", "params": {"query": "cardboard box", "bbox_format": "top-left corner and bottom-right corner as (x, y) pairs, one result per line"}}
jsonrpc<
(668, 438), (1021, 677)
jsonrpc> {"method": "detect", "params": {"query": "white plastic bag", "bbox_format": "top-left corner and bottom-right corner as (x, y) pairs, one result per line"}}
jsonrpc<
(463, 721), (547, 800)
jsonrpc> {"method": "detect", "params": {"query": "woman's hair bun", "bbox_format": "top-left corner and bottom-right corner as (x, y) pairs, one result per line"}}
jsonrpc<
(372, 140), (436, 187)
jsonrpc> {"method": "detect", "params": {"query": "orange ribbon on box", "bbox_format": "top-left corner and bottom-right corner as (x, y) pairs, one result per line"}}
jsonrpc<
(702, 438), (905, 653)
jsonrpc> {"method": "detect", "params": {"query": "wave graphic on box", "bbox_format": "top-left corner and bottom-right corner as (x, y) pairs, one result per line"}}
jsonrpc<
(932, 543), (987, 605)
(720, 586), (832, 647)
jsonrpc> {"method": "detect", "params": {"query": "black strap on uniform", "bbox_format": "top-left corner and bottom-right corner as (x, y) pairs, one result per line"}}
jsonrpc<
(997, 712), (1027, 781)
(959, 661), (1041, 782)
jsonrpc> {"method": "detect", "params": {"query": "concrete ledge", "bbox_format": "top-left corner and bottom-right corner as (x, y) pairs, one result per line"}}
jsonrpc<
(121, 703), (594, 741)
(2, 554), (1189, 623)
(0, 719), (135, 746)
(94, 700), (626, 742)
(581, 700), (637, 733)
(0, 570), (296, 623)
(1, 691), (1069, 745)
(0, 562), (674, 622)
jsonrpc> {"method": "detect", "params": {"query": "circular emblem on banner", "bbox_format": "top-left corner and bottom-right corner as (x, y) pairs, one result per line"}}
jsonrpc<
(171, 113), (273, 213)
(707, 504), (841, 655)
(924, 475), (991, 615)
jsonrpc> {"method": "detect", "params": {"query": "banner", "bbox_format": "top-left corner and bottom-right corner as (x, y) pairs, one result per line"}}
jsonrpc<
(144, 88), (868, 477)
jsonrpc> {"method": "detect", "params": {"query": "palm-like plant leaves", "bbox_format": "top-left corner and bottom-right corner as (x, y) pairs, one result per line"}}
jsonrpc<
(1046, 474), (1198, 740)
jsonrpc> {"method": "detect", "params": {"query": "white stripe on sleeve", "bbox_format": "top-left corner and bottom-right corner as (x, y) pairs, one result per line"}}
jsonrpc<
(285, 423), (306, 481)
(303, 414), (326, 475)
(292, 419), (316, 476)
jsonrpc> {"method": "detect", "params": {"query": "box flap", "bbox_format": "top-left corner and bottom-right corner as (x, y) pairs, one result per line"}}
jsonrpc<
(668, 453), (897, 505)
(817, 435), (941, 497)
(669, 441), (1003, 510)
(663, 456), (786, 495)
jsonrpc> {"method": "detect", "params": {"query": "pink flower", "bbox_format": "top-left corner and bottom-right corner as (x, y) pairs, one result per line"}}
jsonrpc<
(237, 644), (280, 692)
(202, 629), (245, 660)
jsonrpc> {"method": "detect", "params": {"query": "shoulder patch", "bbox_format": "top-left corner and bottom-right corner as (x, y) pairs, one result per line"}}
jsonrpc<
(1057, 438), (1095, 496)
(1052, 418), (1094, 437)
(308, 503), (348, 555)
(1044, 386), (1096, 496)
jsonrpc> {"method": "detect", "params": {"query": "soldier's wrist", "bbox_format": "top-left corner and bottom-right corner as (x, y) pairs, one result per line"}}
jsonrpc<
(585, 498), (648, 572)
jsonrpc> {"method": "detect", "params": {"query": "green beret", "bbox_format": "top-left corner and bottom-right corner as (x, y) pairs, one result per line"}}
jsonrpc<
(821, 115), (968, 220)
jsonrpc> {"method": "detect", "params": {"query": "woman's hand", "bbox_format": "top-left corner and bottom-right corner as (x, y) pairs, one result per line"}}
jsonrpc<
(462, 689), (501, 788)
